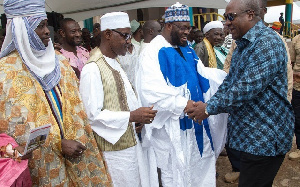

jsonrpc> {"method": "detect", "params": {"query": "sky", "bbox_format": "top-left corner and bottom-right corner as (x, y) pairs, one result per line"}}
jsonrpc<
(218, 2), (300, 23)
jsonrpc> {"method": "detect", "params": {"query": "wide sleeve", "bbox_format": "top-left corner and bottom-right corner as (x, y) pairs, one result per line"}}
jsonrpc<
(79, 62), (130, 144)
(136, 47), (188, 130)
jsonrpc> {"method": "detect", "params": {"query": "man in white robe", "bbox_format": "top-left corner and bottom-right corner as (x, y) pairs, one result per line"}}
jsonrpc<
(136, 3), (228, 187)
(79, 12), (157, 187)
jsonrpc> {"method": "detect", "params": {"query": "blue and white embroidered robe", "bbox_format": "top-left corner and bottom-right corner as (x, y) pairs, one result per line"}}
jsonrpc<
(136, 35), (228, 187)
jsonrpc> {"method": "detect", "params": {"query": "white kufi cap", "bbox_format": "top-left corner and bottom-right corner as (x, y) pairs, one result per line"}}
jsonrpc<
(101, 12), (130, 31)
(203, 21), (224, 34)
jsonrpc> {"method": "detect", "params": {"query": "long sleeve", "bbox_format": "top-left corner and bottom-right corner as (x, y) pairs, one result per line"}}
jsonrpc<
(79, 62), (130, 144)
(136, 39), (188, 129)
(206, 37), (287, 115)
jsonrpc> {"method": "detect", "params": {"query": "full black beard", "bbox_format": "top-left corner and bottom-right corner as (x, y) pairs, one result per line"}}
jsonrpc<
(170, 30), (188, 47)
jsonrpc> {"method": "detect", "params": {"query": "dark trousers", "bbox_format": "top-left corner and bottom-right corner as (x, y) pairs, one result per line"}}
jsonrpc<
(238, 152), (285, 187)
(292, 89), (300, 149)
(226, 144), (241, 172)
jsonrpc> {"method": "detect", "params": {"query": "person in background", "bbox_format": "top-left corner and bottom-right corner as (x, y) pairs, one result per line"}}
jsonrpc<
(187, 0), (294, 186)
(279, 12), (284, 35)
(79, 12), (157, 187)
(136, 2), (227, 186)
(82, 28), (91, 51)
(187, 26), (198, 48)
(289, 32), (300, 161)
(194, 21), (224, 69)
(91, 23), (101, 50)
(118, 19), (144, 86)
(59, 18), (89, 79)
(0, 0), (112, 186)
(193, 30), (204, 48)
(140, 20), (161, 53)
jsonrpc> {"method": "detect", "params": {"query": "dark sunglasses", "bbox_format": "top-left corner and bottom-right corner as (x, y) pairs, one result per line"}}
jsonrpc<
(111, 29), (132, 41)
(223, 10), (252, 21)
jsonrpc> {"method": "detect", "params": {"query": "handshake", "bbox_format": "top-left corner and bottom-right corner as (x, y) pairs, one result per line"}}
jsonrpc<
(184, 100), (209, 123)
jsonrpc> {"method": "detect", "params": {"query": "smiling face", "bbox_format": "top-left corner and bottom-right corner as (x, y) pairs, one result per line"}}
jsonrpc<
(224, 0), (251, 40)
(205, 28), (224, 47)
(170, 21), (191, 47)
(61, 20), (82, 46)
(35, 19), (50, 47)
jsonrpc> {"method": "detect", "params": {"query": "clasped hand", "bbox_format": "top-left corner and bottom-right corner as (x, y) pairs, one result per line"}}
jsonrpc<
(185, 100), (209, 123)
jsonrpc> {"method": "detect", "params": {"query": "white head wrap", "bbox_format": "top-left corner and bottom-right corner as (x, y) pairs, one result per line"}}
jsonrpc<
(203, 21), (224, 34)
(101, 12), (130, 31)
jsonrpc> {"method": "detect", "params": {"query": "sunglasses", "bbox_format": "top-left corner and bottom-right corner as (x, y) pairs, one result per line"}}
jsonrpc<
(223, 10), (252, 21)
(112, 29), (132, 41)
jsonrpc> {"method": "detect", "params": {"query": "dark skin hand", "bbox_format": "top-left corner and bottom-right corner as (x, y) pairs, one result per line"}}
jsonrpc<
(15, 146), (33, 160)
(184, 100), (195, 112)
(130, 106), (157, 124)
(61, 139), (86, 158)
(185, 101), (209, 123)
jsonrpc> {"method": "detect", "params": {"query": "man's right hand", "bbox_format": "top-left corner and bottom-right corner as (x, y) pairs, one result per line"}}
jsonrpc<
(184, 100), (194, 113)
(130, 106), (157, 124)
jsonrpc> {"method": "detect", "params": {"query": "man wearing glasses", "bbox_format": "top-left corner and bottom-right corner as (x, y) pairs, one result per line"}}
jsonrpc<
(79, 12), (157, 187)
(136, 2), (227, 187)
(186, 0), (294, 186)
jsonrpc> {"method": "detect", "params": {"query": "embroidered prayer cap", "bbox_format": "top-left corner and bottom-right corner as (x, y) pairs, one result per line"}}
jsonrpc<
(130, 20), (141, 33)
(272, 21), (282, 31)
(203, 21), (224, 34)
(165, 2), (190, 23)
(101, 12), (130, 31)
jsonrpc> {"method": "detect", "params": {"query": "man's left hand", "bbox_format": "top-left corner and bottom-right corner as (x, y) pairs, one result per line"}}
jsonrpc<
(186, 101), (209, 123)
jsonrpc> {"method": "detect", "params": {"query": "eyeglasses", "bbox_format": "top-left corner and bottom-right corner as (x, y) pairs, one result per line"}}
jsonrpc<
(112, 29), (132, 41)
(223, 10), (251, 22)
(172, 23), (192, 32)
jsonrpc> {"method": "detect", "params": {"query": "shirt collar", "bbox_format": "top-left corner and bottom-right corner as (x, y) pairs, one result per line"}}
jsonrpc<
(236, 20), (265, 48)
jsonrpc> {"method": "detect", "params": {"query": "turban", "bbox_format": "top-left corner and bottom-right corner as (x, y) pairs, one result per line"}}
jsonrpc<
(101, 12), (130, 31)
(0, 0), (60, 91)
(165, 2), (190, 23)
(203, 21), (224, 34)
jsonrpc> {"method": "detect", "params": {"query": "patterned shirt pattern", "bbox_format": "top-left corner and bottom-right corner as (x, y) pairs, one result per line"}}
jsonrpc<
(206, 21), (294, 156)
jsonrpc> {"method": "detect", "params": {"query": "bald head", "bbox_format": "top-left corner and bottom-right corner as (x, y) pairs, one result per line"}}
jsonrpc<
(142, 20), (162, 43)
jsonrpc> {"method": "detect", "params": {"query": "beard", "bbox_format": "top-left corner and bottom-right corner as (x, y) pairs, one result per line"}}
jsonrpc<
(170, 29), (187, 47)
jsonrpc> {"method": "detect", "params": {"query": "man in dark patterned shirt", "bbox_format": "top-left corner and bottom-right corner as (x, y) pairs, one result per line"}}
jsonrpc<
(186, 0), (294, 186)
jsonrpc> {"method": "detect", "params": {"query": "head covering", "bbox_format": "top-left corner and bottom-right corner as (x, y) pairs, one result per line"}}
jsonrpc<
(203, 21), (224, 34)
(272, 21), (282, 30)
(165, 2), (190, 23)
(0, 0), (60, 91)
(130, 20), (141, 33)
(101, 12), (130, 31)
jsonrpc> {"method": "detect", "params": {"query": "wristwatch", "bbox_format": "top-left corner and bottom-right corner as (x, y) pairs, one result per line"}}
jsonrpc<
(204, 106), (209, 115)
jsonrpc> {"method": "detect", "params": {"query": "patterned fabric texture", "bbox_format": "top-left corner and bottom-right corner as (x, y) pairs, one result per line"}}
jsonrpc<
(206, 21), (294, 156)
(0, 50), (112, 186)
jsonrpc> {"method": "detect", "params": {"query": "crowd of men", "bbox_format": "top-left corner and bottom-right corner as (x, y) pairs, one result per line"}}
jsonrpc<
(0, 0), (299, 187)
